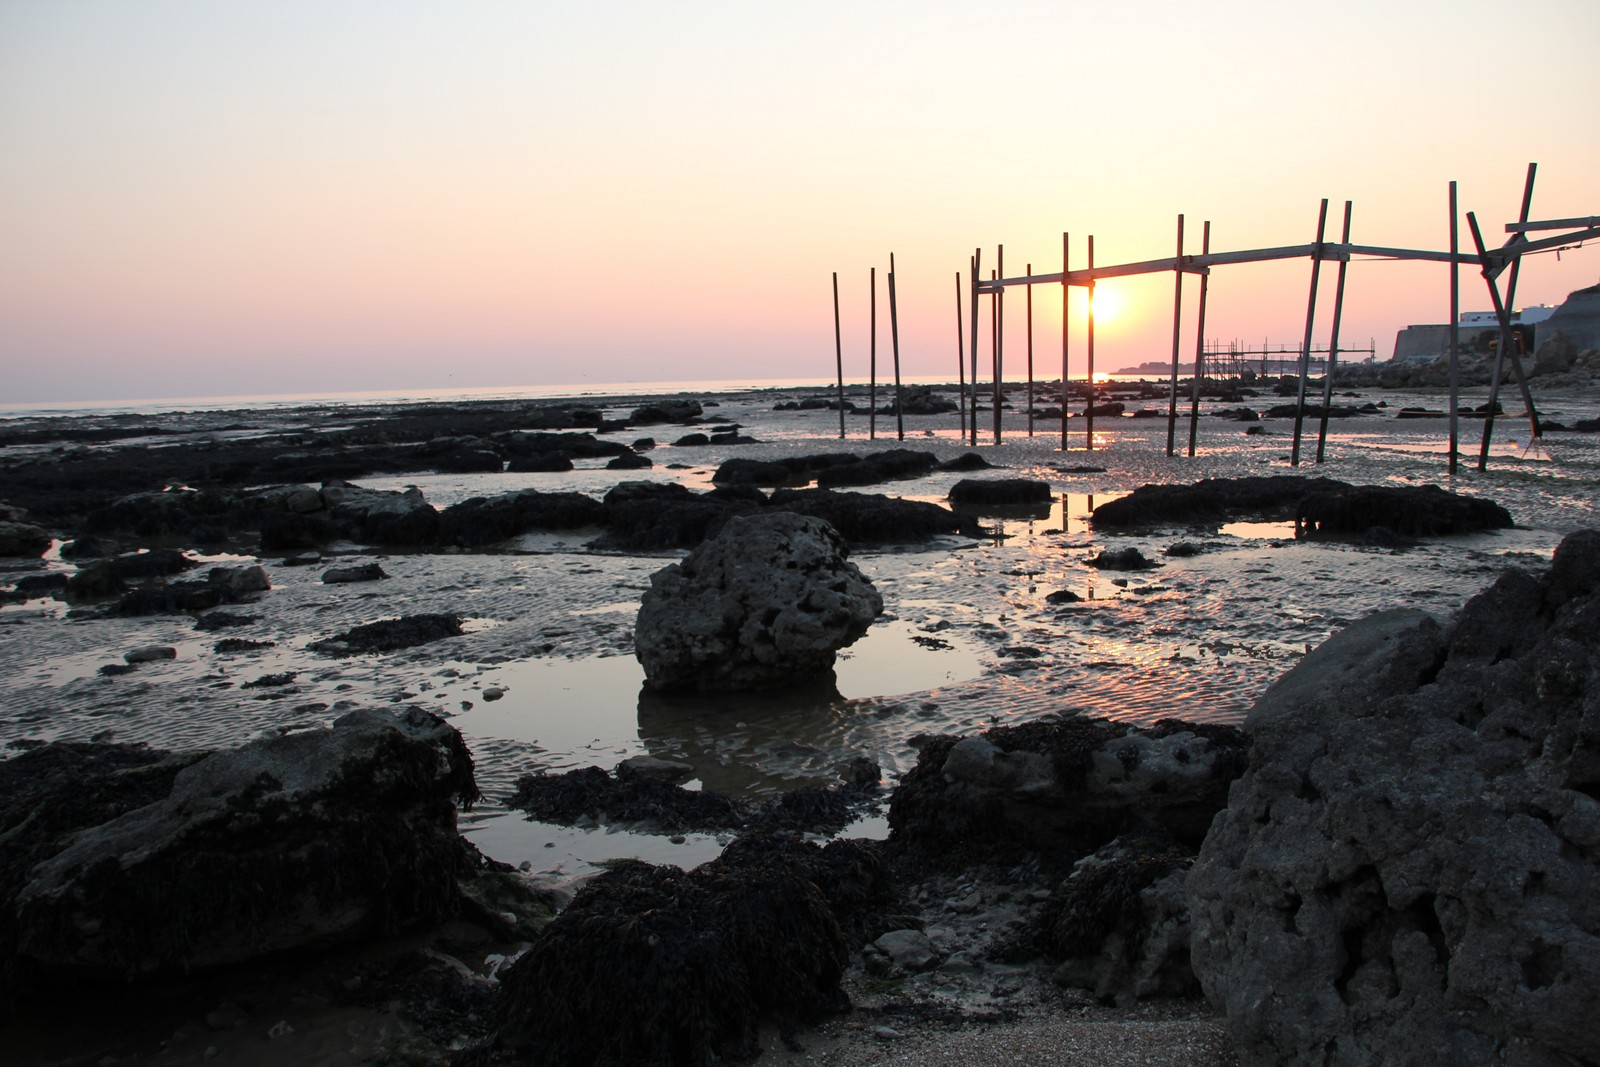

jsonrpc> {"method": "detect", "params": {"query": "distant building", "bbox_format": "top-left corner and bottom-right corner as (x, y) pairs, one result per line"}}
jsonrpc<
(1391, 299), (1573, 362)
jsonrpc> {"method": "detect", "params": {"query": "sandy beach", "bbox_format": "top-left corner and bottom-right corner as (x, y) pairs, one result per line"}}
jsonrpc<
(2, 378), (1597, 1064)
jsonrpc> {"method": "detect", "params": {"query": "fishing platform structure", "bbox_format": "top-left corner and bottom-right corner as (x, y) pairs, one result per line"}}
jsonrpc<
(829, 162), (1598, 474)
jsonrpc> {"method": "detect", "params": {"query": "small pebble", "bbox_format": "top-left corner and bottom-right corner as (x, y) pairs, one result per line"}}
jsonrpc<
(483, 687), (505, 701)
(266, 1021), (294, 1040)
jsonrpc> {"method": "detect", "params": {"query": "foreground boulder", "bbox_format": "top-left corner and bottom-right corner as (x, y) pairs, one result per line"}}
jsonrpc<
(492, 833), (904, 1065)
(634, 512), (882, 692)
(7, 708), (479, 985)
(1188, 529), (1600, 1066)
(1030, 833), (1198, 1005)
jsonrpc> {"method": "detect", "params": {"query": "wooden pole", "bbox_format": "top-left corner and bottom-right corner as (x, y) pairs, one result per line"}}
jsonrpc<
(1315, 200), (1353, 464)
(1166, 213), (1185, 456)
(832, 272), (845, 439)
(969, 248), (981, 446)
(869, 267), (877, 440)
(1061, 232), (1070, 451)
(1086, 235), (1096, 451)
(888, 253), (904, 442)
(1448, 182), (1460, 475)
(1468, 215), (1543, 465)
(1026, 263), (1035, 437)
(994, 245), (1004, 446)
(1475, 163), (1541, 469)
(1187, 221), (1211, 458)
(955, 272), (966, 441)
(1290, 199), (1330, 467)
(1500, 164), (1543, 447)
(1470, 211), (1512, 467)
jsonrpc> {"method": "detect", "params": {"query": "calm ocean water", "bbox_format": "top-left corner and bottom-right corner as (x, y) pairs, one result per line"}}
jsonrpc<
(0, 373), (1161, 419)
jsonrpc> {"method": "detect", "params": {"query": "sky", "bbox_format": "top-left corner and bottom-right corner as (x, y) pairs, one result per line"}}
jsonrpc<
(2, 0), (1598, 404)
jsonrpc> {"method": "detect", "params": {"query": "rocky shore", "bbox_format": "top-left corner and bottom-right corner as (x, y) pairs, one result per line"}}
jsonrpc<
(2, 381), (1598, 1064)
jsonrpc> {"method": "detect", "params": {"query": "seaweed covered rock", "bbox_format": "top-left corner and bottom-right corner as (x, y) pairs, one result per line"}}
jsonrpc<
(887, 717), (1248, 876)
(629, 399), (704, 425)
(307, 613), (464, 656)
(107, 564), (271, 616)
(0, 520), (50, 558)
(1034, 834), (1197, 1005)
(0, 742), (205, 1003)
(319, 481), (440, 546)
(8, 708), (480, 985)
(1091, 475), (1351, 527)
(1188, 529), (1600, 1067)
(769, 487), (981, 544)
(634, 512), (882, 692)
(814, 449), (939, 488)
(599, 481), (762, 550)
(712, 453), (861, 487)
(1295, 483), (1514, 538)
(947, 478), (1052, 509)
(508, 762), (880, 838)
(507, 765), (747, 832)
(437, 488), (606, 547)
(493, 833), (898, 1065)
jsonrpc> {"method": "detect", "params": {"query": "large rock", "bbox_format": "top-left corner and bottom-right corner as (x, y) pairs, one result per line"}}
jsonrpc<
(1036, 834), (1197, 1005)
(8, 707), (479, 983)
(887, 717), (1249, 875)
(0, 520), (51, 558)
(319, 481), (440, 546)
(492, 833), (900, 1065)
(438, 488), (606, 547)
(634, 512), (882, 692)
(1188, 529), (1600, 1067)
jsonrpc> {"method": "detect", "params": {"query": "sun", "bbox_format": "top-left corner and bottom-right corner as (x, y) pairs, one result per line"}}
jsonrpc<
(1089, 285), (1122, 323)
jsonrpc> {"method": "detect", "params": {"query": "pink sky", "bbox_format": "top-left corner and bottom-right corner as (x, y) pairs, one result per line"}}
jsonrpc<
(2, 1), (1597, 403)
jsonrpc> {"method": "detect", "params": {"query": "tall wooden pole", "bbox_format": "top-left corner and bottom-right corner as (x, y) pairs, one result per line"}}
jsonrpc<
(1187, 221), (1211, 458)
(1290, 199), (1330, 467)
(1026, 264), (1035, 437)
(1061, 232), (1070, 451)
(969, 248), (981, 446)
(1165, 213), (1185, 456)
(1315, 201), (1354, 464)
(1476, 163), (1540, 469)
(955, 272), (966, 441)
(994, 245), (1004, 445)
(832, 272), (845, 439)
(1469, 214), (1542, 468)
(869, 267), (877, 440)
(1448, 182), (1460, 474)
(1086, 235), (1096, 451)
(888, 253), (904, 442)
(1500, 164), (1543, 447)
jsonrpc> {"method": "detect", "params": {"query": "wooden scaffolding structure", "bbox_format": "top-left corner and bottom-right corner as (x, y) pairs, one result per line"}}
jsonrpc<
(833, 163), (1599, 473)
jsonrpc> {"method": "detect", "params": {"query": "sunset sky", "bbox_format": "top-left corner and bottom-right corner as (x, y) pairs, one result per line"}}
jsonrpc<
(3, 1), (1597, 404)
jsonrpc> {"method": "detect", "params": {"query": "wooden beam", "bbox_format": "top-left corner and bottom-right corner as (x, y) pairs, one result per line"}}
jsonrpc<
(1506, 215), (1600, 232)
